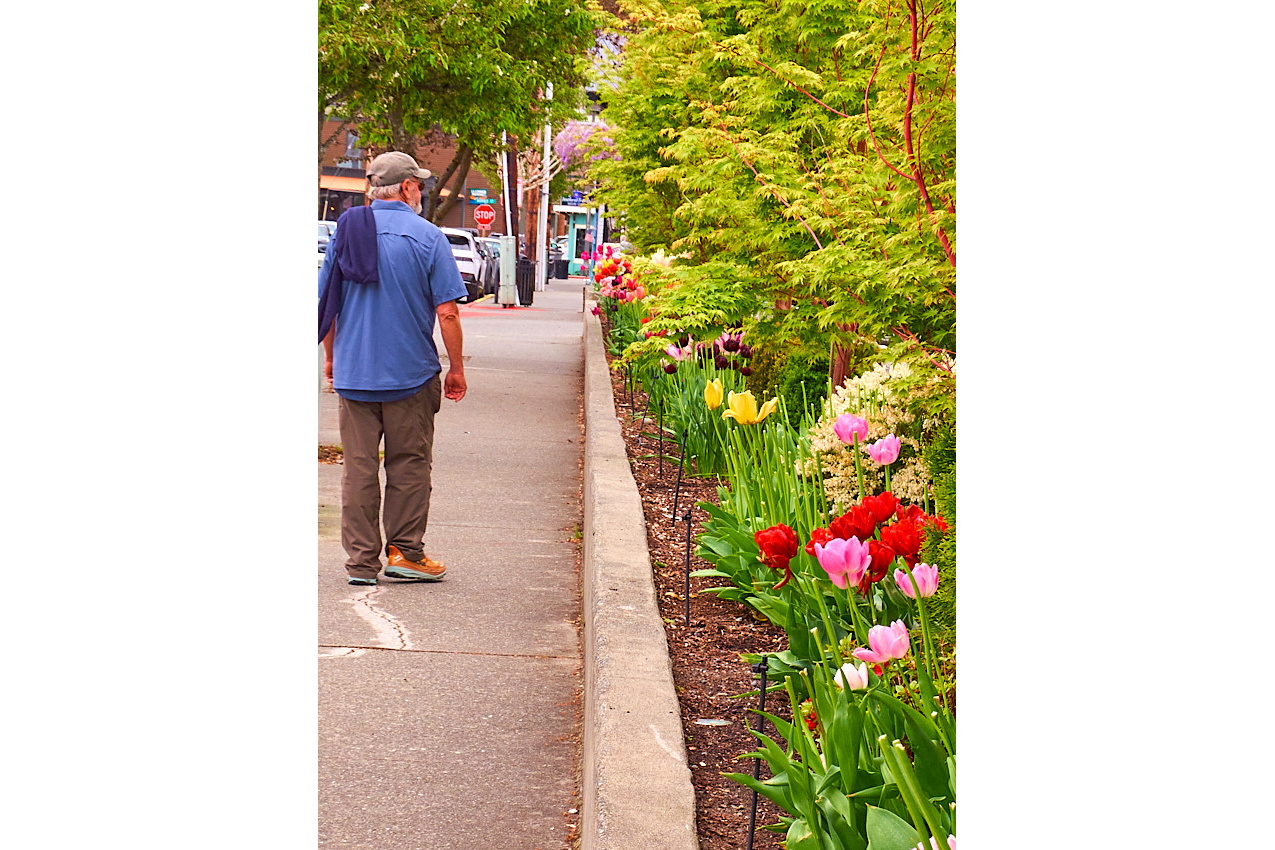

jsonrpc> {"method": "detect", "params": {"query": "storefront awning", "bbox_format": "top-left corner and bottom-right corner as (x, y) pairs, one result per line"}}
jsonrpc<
(320, 175), (368, 192)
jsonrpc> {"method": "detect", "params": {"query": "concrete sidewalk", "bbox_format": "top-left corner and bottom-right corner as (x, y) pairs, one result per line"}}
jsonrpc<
(318, 280), (698, 849)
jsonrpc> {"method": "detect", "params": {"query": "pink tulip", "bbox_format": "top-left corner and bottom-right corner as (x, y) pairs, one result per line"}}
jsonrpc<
(894, 563), (940, 598)
(865, 434), (901, 465)
(813, 537), (872, 590)
(834, 662), (870, 690)
(590, 306), (600, 316)
(852, 620), (910, 663)
(664, 344), (693, 361)
(833, 414), (870, 445)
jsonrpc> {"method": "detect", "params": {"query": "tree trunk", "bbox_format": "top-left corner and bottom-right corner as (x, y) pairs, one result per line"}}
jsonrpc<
(522, 147), (541, 259)
(829, 324), (865, 389)
(431, 145), (472, 225)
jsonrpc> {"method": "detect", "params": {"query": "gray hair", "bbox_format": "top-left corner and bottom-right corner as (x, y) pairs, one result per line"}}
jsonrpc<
(367, 182), (408, 201)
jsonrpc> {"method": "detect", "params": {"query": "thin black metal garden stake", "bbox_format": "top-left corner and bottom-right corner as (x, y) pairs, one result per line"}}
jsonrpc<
(671, 430), (687, 520)
(635, 386), (651, 452)
(683, 507), (693, 625)
(746, 660), (769, 850)
(658, 407), (664, 475)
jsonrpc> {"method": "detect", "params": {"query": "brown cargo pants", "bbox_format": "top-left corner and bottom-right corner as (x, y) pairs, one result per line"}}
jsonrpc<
(338, 377), (443, 580)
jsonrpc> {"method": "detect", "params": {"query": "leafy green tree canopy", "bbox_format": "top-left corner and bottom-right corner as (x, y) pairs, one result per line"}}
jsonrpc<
(592, 0), (954, 391)
(320, 0), (605, 164)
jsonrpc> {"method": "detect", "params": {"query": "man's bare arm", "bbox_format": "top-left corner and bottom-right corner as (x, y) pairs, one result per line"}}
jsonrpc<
(436, 300), (466, 401)
(322, 322), (335, 383)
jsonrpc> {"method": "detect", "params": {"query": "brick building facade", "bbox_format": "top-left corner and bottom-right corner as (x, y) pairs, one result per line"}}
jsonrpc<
(318, 121), (503, 232)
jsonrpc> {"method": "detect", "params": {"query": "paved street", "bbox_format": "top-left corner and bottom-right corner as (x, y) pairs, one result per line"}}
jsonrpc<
(319, 282), (586, 849)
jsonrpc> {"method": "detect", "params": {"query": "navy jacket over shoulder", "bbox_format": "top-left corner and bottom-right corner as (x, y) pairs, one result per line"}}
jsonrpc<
(318, 205), (379, 342)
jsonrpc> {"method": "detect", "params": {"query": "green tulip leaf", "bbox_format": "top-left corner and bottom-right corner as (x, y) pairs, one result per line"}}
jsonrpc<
(818, 792), (868, 850)
(786, 819), (822, 850)
(865, 805), (921, 850)
(866, 692), (952, 801)
(699, 537), (735, 557)
(723, 771), (795, 811)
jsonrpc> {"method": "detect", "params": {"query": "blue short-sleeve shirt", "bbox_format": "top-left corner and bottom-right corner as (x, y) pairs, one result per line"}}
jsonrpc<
(318, 201), (467, 401)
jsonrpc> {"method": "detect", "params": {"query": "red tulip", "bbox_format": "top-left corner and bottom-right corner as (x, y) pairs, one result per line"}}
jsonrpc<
(755, 524), (800, 589)
(896, 505), (926, 524)
(879, 519), (923, 566)
(855, 539), (895, 593)
(861, 492), (899, 525)
(831, 505), (876, 542)
(755, 524), (799, 566)
(804, 526), (834, 557)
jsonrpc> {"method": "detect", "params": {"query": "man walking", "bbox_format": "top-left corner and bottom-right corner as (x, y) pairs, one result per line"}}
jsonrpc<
(319, 151), (468, 586)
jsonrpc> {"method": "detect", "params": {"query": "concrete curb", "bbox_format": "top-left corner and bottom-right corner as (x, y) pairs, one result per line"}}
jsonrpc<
(580, 300), (701, 850)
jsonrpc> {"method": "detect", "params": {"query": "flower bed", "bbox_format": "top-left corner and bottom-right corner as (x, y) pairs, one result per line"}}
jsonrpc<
(596, 264), (957, 850)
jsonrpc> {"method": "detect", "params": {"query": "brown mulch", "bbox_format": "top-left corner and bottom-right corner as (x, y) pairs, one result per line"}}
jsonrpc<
(319, 444), (344, 464)
(606, 364), (791, 850)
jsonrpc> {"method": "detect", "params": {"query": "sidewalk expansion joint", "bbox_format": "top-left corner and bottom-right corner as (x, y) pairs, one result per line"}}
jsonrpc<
(318, 644), (578, 660)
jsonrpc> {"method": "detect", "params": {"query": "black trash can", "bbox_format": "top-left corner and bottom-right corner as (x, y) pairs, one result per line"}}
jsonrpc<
(516, 258), (536, 306)
(553, 257), (569, 280)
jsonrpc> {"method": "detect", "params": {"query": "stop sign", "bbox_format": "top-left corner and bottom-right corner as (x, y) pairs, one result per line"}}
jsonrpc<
(473, 204), (496, 228)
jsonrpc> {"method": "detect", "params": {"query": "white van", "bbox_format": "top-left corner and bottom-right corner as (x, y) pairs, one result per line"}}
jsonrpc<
(439, 227), (487, 302)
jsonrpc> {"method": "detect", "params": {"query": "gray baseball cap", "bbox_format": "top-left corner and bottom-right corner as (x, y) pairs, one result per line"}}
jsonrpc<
(366, 151), (432, 186)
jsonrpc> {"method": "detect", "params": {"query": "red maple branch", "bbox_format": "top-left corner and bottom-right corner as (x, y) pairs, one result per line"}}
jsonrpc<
(891, 325), (955, 372)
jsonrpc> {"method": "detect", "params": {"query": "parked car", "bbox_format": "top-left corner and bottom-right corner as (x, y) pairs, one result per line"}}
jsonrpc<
(476, 237), (502, 296)
(440, 227), (487, 303)
(318, 222), (333, 253)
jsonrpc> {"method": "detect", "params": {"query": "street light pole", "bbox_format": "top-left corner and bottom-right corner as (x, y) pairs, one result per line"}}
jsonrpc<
(537, 83), (553, 291)
(500, 130), (514, 237)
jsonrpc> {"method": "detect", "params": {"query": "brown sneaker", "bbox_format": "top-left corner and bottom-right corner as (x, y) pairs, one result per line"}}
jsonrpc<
(384, 545), (447, 581)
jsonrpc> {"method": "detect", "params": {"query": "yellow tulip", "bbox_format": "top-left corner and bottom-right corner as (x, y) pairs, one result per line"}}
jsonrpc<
(704, 379), (724, 410)
(721, 391), (778, 425)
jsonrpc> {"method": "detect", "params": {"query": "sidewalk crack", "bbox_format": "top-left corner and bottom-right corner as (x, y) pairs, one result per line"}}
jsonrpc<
(347, 586), (412, 650)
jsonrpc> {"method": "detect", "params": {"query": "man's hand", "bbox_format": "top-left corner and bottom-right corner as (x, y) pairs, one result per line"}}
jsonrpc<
(324, 354), (334, 383)
(444, 368), (467, 401)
